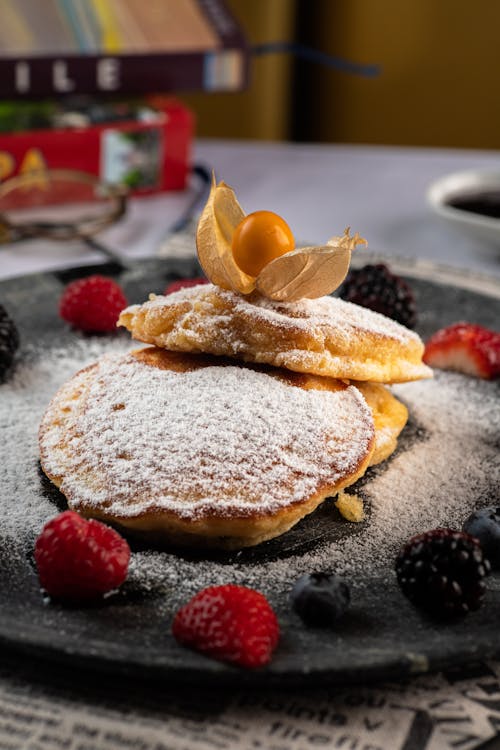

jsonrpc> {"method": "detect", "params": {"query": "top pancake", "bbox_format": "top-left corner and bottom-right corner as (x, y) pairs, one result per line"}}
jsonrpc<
(118, 284), (432, 384)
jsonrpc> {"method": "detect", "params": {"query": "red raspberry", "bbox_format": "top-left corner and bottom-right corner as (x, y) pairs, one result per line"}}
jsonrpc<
(172, 584), (280, 668)
(59, 275), (127, 332)
(34, 511), (130, 600)
(164, 277), (208, 295)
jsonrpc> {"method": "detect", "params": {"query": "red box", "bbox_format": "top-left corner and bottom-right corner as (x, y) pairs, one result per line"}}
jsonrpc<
(0, 97), (193, 200)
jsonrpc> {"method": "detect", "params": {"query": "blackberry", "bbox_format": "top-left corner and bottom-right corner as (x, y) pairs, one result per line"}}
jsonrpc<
(338, 263), (417, 328)
(290, 572), (350, 627)
(395, 528), (490, 617)
(0, 304), (19, 380)
(463, 507), (500, 569)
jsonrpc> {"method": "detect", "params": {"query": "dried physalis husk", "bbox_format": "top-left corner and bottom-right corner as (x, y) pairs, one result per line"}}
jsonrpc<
(196, 176), (255, 294)
(255, 228), (367, 302)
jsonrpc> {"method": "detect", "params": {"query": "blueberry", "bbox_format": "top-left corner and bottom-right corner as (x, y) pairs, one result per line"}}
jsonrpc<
(463, 507), (500, 569)
(290, 572), (350, 627)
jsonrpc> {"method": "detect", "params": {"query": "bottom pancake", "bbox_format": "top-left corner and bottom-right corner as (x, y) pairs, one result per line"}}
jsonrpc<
(354, 381), (408, 466)
(39, 348), (378, 549)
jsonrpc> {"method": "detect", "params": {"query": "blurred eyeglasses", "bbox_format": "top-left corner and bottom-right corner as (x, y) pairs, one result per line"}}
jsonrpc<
(0, 165), (212, 269)
(0, 169), (128, 264)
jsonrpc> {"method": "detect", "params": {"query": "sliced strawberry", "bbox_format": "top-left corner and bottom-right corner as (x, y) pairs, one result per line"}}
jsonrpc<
(424, 322), (500, 379)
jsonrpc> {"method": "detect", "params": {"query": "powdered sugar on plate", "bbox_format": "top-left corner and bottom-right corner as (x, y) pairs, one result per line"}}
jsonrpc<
(132, 371), (498, 609)
(1, 336), (498, 610)
(0, 339), (133, 544)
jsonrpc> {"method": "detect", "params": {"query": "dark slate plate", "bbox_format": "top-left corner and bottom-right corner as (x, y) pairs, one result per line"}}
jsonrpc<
(0, 255), (499, 689)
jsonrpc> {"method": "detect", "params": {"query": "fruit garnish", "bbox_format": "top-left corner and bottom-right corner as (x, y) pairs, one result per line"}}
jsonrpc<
(196, 175), (366, 302)
(34, 510), (130, 601)
(290, 572), (350, 627)
(196, 177), (255, 295)
(0, 303), (20, 380)
(338, 263), (417, 328)
(164, 276), (208, 295)
(172, 584), (279, 668)
(463, 507), (500, 569)
(256, 229), (364, 302)
(59, 275), (128, 333)
(395, 528), (490, 617)
(423, 322), (500, 379)
(232, 210), (295, 276)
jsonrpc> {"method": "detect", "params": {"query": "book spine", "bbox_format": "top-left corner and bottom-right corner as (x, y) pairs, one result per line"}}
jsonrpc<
(0, 50), (247, 97)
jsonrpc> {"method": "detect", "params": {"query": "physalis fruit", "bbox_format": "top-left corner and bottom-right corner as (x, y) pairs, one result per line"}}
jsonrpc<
(232, 210), (295, 277)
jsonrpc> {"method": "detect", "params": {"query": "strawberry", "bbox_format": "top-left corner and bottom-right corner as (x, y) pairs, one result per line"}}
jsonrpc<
(164, 277), (208, 295)
(172, 584), (280, 668)
(34, 511), (130, 600)
(59, 275), (127, 332)
(424, 322), (500, 379)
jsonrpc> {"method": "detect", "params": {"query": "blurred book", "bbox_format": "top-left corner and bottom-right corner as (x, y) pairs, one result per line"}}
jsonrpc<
(0, 0), (248, 97)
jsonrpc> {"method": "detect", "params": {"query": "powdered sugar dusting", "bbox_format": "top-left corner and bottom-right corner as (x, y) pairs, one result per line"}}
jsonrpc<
(265, 372), (498, 584)
(41, 352), (374, 518)
(0, 339), (133, 541)
(138, 284), (421, 344)
(121, 284), (432, 384)
(248, 293), (419, 343)
(127, 372), (499, 604)
(1, 342), (498, 610)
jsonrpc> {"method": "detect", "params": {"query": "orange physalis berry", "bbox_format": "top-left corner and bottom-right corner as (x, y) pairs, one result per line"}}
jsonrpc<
(231, 210), (295, 277)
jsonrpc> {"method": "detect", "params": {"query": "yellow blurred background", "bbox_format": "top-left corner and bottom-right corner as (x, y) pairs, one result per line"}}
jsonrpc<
(182, 0), (500, 148)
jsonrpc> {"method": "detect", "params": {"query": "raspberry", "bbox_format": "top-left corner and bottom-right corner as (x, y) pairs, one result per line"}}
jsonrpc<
(34, 511), (130, 600)
(164, 276), (208, 295)
(172, 584), (280, 668)
(290, 572), (350, 627)
(395, 528), (490, 617)
(59, 275), (127, 332)
(338, 263), (417, 328)
(0, 304), (20, 380)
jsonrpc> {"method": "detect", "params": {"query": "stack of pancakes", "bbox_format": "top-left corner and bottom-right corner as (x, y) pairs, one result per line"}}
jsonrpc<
(39, 281), (431, 549)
